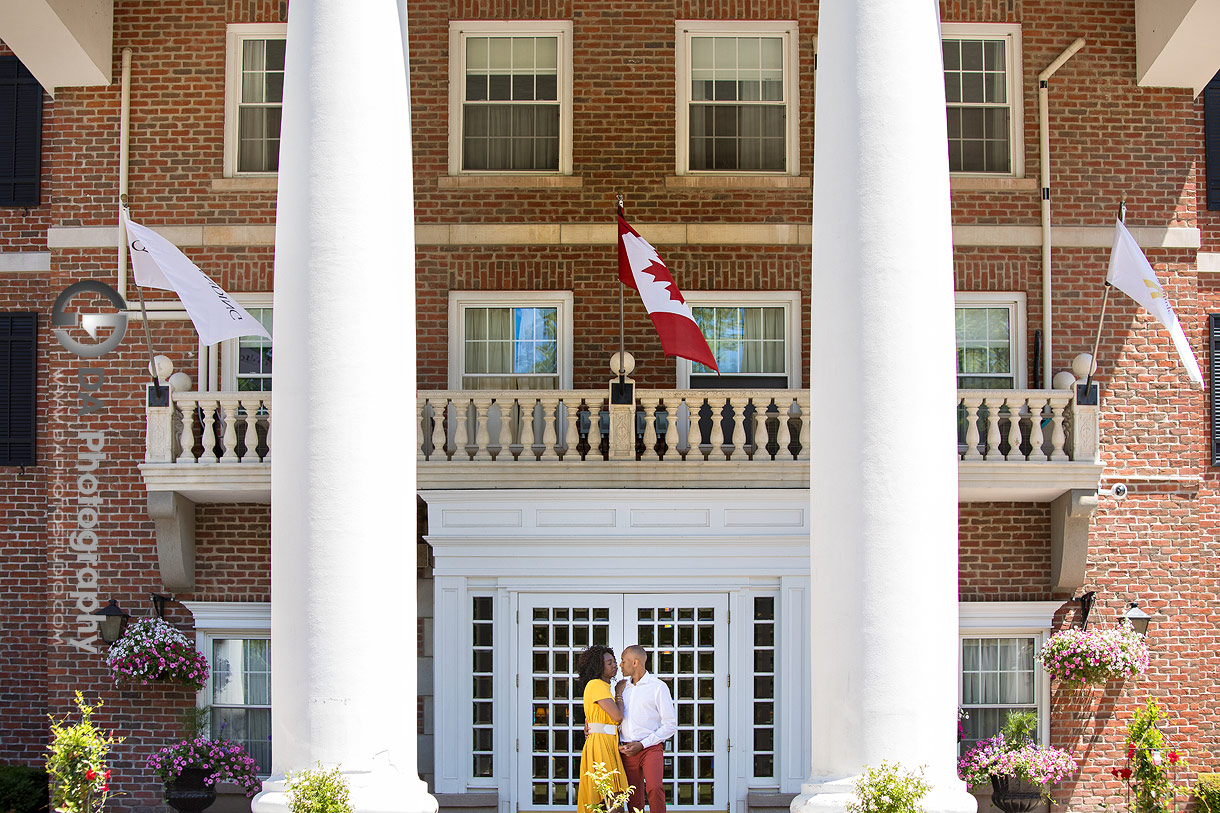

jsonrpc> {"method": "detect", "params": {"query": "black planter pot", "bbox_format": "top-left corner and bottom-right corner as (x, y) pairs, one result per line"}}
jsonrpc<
(990, 775), (1045, 813)
(165, 767), (218, 813)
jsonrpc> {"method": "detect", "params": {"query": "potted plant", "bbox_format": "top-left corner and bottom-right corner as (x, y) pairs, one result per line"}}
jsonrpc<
(104, 617), (209, 691)
(848, 761), (931, 813)
(285, 765), (352, 813)
(46, 692), (123, 813)
(1109, 699), (1187, 813)
(957, 711), (1077, 813)
(1035, 619), (1149, 685)
(147, 735), (262, 813)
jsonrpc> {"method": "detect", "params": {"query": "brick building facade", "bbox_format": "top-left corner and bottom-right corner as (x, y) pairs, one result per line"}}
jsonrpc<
(1, 1), (1218, 812)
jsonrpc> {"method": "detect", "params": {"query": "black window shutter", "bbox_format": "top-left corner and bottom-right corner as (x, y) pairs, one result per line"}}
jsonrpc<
(1211, 314), (1220, 466)
(0, 312), (37, 466)
(0, 56), (43, 208)
(1207, 71), (1220, 211)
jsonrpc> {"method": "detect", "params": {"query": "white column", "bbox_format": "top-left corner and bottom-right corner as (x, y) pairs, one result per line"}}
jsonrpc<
(794, 2), (975, 813)
(251, 0), (435, 811)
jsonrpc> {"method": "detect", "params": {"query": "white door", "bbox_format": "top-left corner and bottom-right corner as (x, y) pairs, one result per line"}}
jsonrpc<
(516, 593), (729, 812)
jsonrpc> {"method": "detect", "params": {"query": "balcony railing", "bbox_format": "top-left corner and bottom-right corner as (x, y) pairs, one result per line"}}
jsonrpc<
(141, 386), (1100, 497)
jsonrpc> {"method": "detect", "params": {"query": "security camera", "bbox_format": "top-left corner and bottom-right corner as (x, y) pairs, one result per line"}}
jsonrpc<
(1109, 483), (1128, 500)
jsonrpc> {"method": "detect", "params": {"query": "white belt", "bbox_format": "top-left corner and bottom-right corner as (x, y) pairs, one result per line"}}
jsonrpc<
(589, 724), (617, 735)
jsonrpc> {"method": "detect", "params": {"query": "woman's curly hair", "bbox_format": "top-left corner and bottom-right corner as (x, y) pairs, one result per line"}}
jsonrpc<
(575, 645), (616, 692)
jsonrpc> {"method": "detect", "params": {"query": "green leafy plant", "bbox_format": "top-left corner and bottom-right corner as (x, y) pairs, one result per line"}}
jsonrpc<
(847, 761), (931, 813)
(581, 761), (640, 813)
(0, 765), (50, 813)
(1193, 774), (1220, 813)
(1113, 700), (1186, 813)
(45, 693), (123, 813)
(285, 766), (352, 813)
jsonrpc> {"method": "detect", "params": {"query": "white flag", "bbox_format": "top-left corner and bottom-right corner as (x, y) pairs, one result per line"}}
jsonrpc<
(122, 212), (271, 346)
(1106, 219), (1202, 385)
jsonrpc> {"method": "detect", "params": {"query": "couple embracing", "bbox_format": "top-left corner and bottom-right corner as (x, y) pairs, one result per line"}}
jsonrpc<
(576, 644), (677, 813)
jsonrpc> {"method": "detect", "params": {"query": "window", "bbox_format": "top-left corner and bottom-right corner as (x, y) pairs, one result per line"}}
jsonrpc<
(942, 23), (1023, 176)
(1205, 70), (1220, 210)
(958, 602), (1058, 762)
(183, 602), (272, 776)
(224, 24), (287, 176)
(0, 312), (36, 466)
(678, 292), (801, 388)
(676, 21), (799, 175)
(220, 296), (272, 391)
(449, 21), (573, 174)
(0, 56), (43, 207)
(955, 293), (1025, 389)
(751, 596), (776, 779)
(472, 596), (494, 778)
(448, 292), (573, 390)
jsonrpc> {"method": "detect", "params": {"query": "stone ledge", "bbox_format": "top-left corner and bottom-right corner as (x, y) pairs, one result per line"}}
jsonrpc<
(951, 176), (1039, 192)
(437, 174), (583, 189)
(747, 790), (799, 811)
(666, 174), (811, 189)
(434, 792), (498, 810)
(212, 176), (278, 192)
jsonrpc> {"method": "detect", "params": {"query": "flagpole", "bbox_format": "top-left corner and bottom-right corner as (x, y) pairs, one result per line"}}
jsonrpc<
(1082, 194), (1124, 399)
(122, 197), (165, 402)
(616, 193), (626, 382)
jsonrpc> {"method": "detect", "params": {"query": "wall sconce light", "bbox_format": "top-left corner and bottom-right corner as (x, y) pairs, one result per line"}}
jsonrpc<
(1123, 601), (1152, 636)
(94, 599), (130, 645)
(151, 593), (171, 620)
(1075, 590), (1097, 630)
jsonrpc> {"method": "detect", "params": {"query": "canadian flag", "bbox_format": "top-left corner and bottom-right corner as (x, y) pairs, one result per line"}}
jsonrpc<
(618, 214), (719, 373)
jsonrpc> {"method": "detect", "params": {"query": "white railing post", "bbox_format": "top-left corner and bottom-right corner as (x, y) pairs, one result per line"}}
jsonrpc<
(540, 396), (559, 461)
(729, 396), (746, 460)
(494, 397), (514, 461)
(641, 396), (660, 461)
(709, 396), (728, 460)
(1028, 396), (1047, 461)
(561, 397), (580, 461)
(176, 395), (196, 463)
(452, 397), (470, 461)
(146, 397), (174, 463)
(429, 398), (447, 461)
(1070, 389), (1100, 464)
(961, 395), (983, 461)
(983, 395), (1002, 460)
(1004, 396), (1022, 462)
(242, 397), (261, 463)
(472, 396), (493, 461)
(797, 393), (811, 461)
(219, 396), (240, 462)
(775, 398), (793, 462)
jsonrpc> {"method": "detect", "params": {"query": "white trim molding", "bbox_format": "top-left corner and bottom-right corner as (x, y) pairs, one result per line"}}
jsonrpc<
(182, 600), (271, 630)
(958, 601), (1065, 631)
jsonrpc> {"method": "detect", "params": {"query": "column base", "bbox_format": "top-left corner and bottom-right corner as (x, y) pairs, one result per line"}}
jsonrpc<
(253, 769), (437, 813)
(792, 775), (977, 813)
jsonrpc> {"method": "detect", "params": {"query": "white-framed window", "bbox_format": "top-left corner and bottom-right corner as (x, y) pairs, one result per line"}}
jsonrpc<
(219, 293), (273, 391)
(941, 23), (1024, 176)
(224, 24), (287, 177)
(448, 21), (574, 175)
(182, 602), (272, 776)
(677, 291), (802, 388)
(448, 291), (574, 390)
(675, 21), (800, 175)
(955, 292), (1025, 389)
(958, 602), (1059, 762)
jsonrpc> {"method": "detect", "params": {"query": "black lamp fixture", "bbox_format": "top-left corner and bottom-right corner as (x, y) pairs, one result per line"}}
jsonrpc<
(151, 593), (171, 620)
(1075, 590), (1097, 630)
(94, 599), (130, 645)
(1123, 601), (1153, 636)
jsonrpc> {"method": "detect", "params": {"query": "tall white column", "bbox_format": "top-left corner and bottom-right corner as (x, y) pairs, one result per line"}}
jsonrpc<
(793, 2), (975, 813)
(252, 0), (435, 812)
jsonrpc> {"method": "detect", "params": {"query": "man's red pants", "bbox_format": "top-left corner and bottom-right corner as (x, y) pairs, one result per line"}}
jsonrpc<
(621, 743), (666, 813)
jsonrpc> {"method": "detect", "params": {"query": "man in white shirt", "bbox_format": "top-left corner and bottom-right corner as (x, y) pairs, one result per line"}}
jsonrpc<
(615, 645), (677, 813)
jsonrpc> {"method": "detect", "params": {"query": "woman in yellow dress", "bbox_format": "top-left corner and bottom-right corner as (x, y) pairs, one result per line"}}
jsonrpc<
(576, 645), (630, 812)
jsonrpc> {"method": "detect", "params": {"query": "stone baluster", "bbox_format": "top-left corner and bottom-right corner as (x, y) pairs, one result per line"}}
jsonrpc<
(776, 398), (793, 461)
(585, 400), (603, 460)
(263, 400), (272, 463)
(495, 398), (514, 461)
(176, 397), (196, 463)
(984, 396), (1003, 460)
(452, 398), (470, 461)
(539, 397), (559, 461)
(1029, 396), (1047, 461)
(1003, 397), (1022, 461)
(429, 398), (447, 461)
(797, 395), (811, 460)
(562, 398), (580, 460)
(726, 396), (745, 460)
(662, 399), (679, 462)
(243, 398), (260, 463)
(709, 396), (728, 460)
(199, 399), (219, 463)
(1049, 397), (1068, 462)
(472, 396), (493, 461)
(641, 396), (660, 460)
(219, 396), (240, 462)
(417, 396), (428, 462)
(146, 397), (174, 464)
(961, 396), (983, 461)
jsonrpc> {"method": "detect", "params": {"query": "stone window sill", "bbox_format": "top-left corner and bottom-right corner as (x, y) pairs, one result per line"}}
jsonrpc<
(437, 175), (583, 190)
(950, 176), (1039, 192)
(665, 174), (811, 190)
(212, 177), (278, 193)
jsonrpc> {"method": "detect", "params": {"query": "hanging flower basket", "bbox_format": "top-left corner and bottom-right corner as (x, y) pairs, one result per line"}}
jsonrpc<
(104, 617), (210, 690)
(1035, 620), (1149, 685)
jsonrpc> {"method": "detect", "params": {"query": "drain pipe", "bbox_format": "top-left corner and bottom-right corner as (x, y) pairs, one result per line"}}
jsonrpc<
(1038, 37), (1085, 390)
(118, 47), (132, 300)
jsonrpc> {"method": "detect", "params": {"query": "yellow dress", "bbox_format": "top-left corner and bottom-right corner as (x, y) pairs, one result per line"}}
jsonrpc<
(576, 678), (629, 812)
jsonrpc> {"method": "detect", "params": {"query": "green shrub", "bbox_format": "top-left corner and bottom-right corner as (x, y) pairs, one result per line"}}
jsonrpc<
(0, 765), (49, 813)
(847, 761), (931, 813)
(285, 766), (352, 813)
(1195, 774), (1220, 813)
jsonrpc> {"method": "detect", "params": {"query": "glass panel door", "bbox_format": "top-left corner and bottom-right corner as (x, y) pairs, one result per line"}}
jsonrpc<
(626, 595), (729, 811)
(517, 595), (624, 809)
